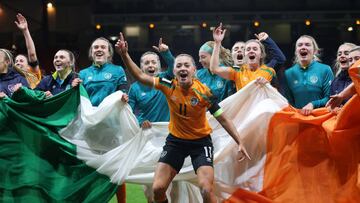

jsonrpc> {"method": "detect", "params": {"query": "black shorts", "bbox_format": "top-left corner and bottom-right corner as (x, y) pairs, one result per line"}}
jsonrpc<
(158, 134), (214, 173)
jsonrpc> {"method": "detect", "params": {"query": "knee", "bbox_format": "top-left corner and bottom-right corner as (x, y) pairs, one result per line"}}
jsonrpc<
(152, 182), (167, 198)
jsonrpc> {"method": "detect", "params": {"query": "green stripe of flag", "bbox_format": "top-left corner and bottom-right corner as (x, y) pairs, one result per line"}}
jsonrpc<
(0, 86), (117, 202)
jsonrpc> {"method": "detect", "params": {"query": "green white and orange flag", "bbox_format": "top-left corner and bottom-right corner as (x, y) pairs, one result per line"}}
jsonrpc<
(1, 61), (360, 202)
(0, 86), (117, 202)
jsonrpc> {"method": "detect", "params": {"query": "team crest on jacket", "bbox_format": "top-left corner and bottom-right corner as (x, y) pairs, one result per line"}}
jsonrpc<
(104, 73), (112, 80)
(216, 81), (224, 88)
(190, 97), (199, 106)
(8, 84), (15, 93)
(309, 75), (318, 84)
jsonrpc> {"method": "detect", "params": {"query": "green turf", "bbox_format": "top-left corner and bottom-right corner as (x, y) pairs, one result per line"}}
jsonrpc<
(108, 183), (148, 203)
(126, 183), (148, 203)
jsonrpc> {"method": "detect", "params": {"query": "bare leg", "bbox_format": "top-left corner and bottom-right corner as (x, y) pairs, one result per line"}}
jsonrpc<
(152, 162), (177, 202)
(197, 166), (216, 203)
(116, 184), (126, 203)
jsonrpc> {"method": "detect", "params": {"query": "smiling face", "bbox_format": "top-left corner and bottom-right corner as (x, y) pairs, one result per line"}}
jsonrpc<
(232, 41), (245, 66)
(140, 53), (160, 76)
(198, 51), (211, 69)
(0, 51), (10, 74)
(245, 41), (262, 67)
(173, 55), (196, 88)
(53, 50), (71, 72)
(348, 49), (360, 68)
(337, 44), (354, 70)
(295, 36), (316, 66)
(90, 39), (111, 65)
(15, 54), (29, 71)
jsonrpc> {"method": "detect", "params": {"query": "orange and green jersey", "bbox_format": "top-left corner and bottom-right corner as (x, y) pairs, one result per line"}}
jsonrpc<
(154, 77), (218, 140)
(228, 64), (276, 91)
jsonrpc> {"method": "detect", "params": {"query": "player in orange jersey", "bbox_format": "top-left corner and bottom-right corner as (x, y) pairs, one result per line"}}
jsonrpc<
(210, 23), (276, 91)
(116, 32), (250, 203)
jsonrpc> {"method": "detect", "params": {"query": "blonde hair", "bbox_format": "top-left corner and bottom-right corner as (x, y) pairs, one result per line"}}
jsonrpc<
(140, 51), (161, 71)
(0, 49), (14, 67)
(244, 39), (266, 65)
(88, 37), (114, 62)
(334, 42), (356, 76)
(293, 35), (321, 65)
(200, 41), (234, 66)
(350, 46), (360, 53)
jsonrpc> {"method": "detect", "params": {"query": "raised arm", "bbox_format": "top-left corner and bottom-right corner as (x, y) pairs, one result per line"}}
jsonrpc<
(15, 13), (38, 65)
(153, 38), (174, 78)
(255, 32), (286, 69)
(210, 23), (232, 80)
(115, 32), (154, 87)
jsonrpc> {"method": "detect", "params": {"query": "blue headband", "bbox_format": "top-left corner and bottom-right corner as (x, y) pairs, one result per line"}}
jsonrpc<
(199, 43), (213, 54)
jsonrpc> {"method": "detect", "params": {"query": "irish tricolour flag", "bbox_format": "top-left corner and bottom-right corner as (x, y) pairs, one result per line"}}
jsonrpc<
(1, 61), (360, 202)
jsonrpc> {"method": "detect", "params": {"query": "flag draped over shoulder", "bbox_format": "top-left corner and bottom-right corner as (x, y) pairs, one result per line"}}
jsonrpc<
(0, 86), (117, 202)
(1, 60), (360, 202)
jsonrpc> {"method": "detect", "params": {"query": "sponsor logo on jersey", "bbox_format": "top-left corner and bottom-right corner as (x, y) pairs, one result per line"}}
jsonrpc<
(160, 151), (167, 158)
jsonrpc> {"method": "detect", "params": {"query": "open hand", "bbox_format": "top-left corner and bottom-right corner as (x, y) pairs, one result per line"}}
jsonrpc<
(326, 94), (344, 110)
(15, 13), (28, 32)
(237, 143), (251, 161)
